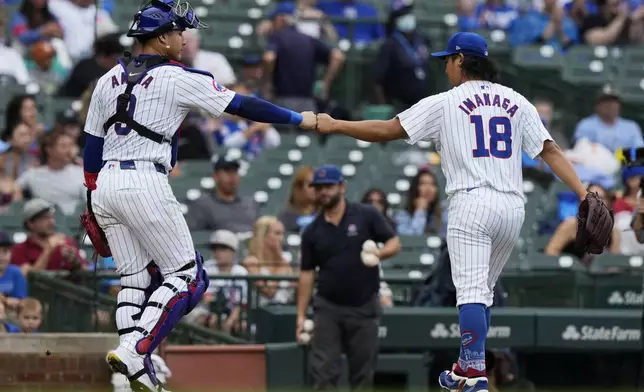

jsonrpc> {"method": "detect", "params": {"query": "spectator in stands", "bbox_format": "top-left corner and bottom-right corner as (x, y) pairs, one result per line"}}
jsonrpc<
(18, 129), (85, 215)
(0, 171), (21, 211)
(181, 30), (237, 87)
(0, 122), (39, 181)
(173, 113), (218, 164)
(0, 8), (31, 85)
(573, 85), (643, 152)
(316, 0), (384, 44)
(457, 0), (482, 31)
(565, 0), (599, 27)
(394, 167), (445, 237)
(194, 230), (248, 334)
(25, 40), (68, 95)
(4, 94), (45, 144)
(509, 0), (579, 51)
(278, 166), (318, 234)
(470, 0), (520, 31)
(0, 233), (27, 311)
(48, 0), (117, 63)
(240, 54), (265, 93)
(186, 157), (259, 234)
(491, 349), (536, 390)
(613, 166), (641, 227)
(545, 184), (621, 259)
(263, 2), (345, 115)
(580, 0), (644, 45)
(534, 98), (569, 149)
(58, 32), (123, 98)
(15, 297), (42, 332)
(373, 0), (432, 110)
(11, 199), (86, 275)
(242, 216), (296, 306)
(523, 98), (571, 173)
(257, 0), (338, 41)
(52, 108), (83, 156)
(361, 188), (396, 231)
(0, 300), (20, 333)
(10, 0), (63, 47)
(215, 82), (281, 160)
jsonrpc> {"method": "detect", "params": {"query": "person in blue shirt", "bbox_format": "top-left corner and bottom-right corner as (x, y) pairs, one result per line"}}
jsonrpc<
(394, 167), (447, 238)
(214, 82), (281, 160)
(10, 0), (63, 47)
(0, 232), (27, 311)
(573, 85), (644, 152)
(509, 0), (579, 52)
(475, 0), (519, 31)
(316, 0), (385, 44)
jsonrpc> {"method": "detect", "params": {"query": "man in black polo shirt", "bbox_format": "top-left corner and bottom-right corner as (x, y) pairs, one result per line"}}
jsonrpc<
(297, 164), (401, 390)
(263, 3), (345, 119)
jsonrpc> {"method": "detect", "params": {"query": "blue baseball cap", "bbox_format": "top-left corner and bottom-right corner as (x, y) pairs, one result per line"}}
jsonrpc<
(311, 164), (344, 185)
(268, 1), (296, 19)
(0, 232), (13, 247)
(431, 32), (488, 59)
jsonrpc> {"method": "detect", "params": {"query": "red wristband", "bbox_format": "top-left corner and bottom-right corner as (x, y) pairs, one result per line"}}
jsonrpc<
(84, 171), (98, 191)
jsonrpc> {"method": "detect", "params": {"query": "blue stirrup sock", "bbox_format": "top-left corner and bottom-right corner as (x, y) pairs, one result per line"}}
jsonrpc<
(455, 303), (487, 378)
(486, 306), (491, 331)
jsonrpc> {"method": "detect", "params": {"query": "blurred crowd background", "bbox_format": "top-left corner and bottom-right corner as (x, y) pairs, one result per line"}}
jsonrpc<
(0, 1), (643, 386)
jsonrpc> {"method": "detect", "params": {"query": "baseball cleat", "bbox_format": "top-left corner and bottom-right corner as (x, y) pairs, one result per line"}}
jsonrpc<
(106, 348), (161, 392)
(438, 369), (467, 392)
(459, 376), (489, 392)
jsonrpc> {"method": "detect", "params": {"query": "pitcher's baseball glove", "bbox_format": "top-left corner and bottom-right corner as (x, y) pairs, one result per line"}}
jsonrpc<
(576, 191), (614, 254)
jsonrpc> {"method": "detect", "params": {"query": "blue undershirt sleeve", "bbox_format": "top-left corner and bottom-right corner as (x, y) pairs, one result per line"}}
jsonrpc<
(225, 94), (303, 125)
(83, 133), (104, 173)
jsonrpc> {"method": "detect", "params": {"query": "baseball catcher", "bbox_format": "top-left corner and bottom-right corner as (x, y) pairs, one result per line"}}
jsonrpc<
(80, 0), (315, 390)
(576, 191), (614, 254)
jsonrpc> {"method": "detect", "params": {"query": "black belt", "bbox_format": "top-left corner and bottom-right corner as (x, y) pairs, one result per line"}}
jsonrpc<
(103, 160), (167, 175)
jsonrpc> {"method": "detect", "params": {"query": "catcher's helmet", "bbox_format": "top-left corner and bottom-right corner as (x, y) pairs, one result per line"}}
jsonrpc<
(127, 0), (207, 38)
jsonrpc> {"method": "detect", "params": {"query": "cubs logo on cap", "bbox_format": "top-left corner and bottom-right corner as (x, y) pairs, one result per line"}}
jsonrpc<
(311, 164), (344, 185)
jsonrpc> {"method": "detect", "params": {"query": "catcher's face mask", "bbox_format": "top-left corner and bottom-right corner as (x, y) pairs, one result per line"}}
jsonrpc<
(128, 0), (208, 38)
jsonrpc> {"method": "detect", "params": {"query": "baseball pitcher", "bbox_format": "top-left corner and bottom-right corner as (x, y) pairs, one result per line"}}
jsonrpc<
(304, 32), (613, 392)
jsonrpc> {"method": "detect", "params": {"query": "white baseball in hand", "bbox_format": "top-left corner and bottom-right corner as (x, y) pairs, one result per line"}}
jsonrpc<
(362, 240), (378, 254)
(361, 251), (380, 267)
(302, 319), (314, 333)
(299, 331), (312, 345)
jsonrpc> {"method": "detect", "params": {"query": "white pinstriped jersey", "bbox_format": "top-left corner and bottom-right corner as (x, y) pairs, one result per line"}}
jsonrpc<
(398, 80), (552, 201)
(84, 63), (236, 170)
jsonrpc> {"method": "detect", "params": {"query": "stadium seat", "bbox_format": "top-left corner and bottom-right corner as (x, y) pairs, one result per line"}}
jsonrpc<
(362, 105), (393, 121)
(512, 45), (563, 70)
(589, 254), (643, 274)
(562, 46), (616, 85)
(526, 253), (585, 272)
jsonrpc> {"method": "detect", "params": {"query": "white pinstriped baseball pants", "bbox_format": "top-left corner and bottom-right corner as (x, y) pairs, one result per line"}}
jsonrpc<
(446, 187), (524, 307)
(91, 161), (196, 276)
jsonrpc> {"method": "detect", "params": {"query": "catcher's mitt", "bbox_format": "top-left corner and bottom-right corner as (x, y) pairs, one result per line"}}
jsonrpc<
(80, 190), (111, 258)
(576, 191), (614, 254)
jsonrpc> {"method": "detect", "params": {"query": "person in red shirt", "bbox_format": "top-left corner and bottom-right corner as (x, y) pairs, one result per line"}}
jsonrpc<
(614, 166), (643, 217)
(10, 198), (86, 276)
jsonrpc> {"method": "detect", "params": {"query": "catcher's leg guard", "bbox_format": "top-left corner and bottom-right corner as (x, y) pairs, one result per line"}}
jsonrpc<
(124, 252), (209, 356)
(116, 262), (164, 343)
